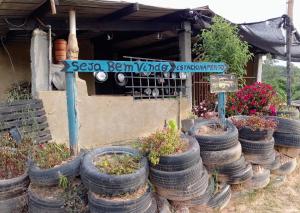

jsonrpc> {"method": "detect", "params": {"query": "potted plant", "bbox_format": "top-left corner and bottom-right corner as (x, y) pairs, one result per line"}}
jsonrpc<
(28, 142), (85, 212)
(231, 116), (277, 141)
(0, 133), (32, 212)
(137, 120), (208, 201)
(80, 146), (155, 213)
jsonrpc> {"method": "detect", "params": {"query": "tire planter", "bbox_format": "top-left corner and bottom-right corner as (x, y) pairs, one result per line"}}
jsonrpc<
(88, 185), (157, 213)
(244, 150), (276, 165)
(28, 184), (64, 213)
(81, 147), (148, 196)
(150, 162), (209, 201)
(189, 120), (239, 151)
(243, 165), (270, 190)
(271, 155), (297, 176)
(152, 136), (201, 172)
(277, 109), (300, 119)
(29, 152), (83, 186)
(238, 127), (274, 141)
(170, 177), (215, 208)
(207, 184), (231, 210)
(0, 172), (29, 213)
(274, 132), (300, 148)
(272, 117), (300, 134)
(239, 137), (275, 155)
(200, 142), (242, 166)
(218, 163), (253, 185)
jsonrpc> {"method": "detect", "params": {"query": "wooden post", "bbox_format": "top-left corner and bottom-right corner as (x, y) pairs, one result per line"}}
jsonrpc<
(66, 9), (79, 155)
(286, 0), (294, 106)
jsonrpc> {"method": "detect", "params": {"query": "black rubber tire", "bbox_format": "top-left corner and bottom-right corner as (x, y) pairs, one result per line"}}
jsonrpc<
(271, 117), (300, 134)
(189, 120), (239, 151)
(150, 163), (209, 201)
(0, 193), (27, 213)
(29, 152), (83, 186)
(238, 127), (274, 141)
(88, 185), (156, 213)
(152, 136), (201, 172)
(201, 142), (242, 166)
(218, 163), (253, 184)
(245, 168), (270, 190)
(262, 154), (281, 171)
(171, 177), (215, 207)
(28, 185), (64, 213)
(271, 158), (297, 175)
(239, 137), (275, 155)
(277, 109), (300, 119)
(0, 172), (29, 200)
(244, 150), (276, 165)
(274, 132), (300, 148)
(214, 155), (247, 175)
(81, 146), (148, 196)
(207, 184), (231, 210)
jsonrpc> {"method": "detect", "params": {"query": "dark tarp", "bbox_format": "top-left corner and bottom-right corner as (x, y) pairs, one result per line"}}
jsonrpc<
(238, 16), (300, 62)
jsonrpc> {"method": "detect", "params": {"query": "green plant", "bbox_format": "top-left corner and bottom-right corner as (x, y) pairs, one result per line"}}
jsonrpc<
(137, 120), (187, 165)
(95, 154), (141, 175)
(32, 143), (71, 169)
(193, 16), (253, 83)
(59, 174), (69, 190)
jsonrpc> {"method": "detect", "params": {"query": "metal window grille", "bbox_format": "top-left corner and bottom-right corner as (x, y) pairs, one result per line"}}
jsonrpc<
(122, 56), (188, 100)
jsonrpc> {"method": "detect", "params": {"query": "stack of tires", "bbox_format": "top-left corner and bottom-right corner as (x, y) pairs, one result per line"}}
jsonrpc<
(272, 117), (300, 176)
(236, 123), (277, 189)
(81, 147), (156, 213)
(28, 153), (83, 212)
(189, 120), (251, 209)
(0, 172), (29, 213)
(149, 136), (210, 209)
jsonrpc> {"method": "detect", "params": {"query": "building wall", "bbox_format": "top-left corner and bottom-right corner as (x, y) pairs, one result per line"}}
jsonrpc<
(0, 41), (31, 100)
(38, 79), (191, 148)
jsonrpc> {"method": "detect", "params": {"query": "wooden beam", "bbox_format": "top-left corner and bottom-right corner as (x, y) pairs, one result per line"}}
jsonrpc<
(99, 3), (139, 21)
(29, 0), (50, 19)
(8, 19), (182, 32)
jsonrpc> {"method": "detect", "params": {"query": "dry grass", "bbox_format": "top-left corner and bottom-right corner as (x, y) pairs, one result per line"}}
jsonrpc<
(190, 159), (300, 213)
(224, 159), (300, 213)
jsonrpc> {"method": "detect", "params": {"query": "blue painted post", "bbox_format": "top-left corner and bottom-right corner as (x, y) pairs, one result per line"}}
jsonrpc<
(66, 72), (78, 155)
(218, 92), (226, 127)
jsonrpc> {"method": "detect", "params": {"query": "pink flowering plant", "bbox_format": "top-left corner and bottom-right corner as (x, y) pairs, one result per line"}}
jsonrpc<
(227, 82), (277, 116)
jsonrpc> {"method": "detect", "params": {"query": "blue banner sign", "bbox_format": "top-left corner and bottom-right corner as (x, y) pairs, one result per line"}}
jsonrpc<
(64, 60), (227, 73)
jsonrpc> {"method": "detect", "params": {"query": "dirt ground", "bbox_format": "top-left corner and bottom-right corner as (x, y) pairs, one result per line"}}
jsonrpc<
(190, 158), (300, 213)
(224, 159), (300, 213)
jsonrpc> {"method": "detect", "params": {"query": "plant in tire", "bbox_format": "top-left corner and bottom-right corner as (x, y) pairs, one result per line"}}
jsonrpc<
(137, 120), (188, 165)
(0, 132), (33, 213)
(28, 142), (82, 186)
(231, 116), (277, 141)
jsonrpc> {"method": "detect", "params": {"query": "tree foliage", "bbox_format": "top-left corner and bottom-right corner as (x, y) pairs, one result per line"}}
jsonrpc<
(193, 16), (253, 82)
(262, 57), (300, 101)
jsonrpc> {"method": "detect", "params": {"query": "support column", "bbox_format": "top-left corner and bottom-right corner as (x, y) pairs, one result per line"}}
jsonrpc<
(179, 21), (192, 106)
(30, 29), (49, 98)
(256, 54), (263, 82)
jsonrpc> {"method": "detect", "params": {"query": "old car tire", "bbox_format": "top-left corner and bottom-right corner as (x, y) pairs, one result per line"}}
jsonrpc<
(244, 150), (276, 165)
(277, 109), (299, 119)
(207, 184), (231, 210)
(238, 127), (274, 141)
(200, 142), (242, 166)
(272, 117), (300, 134)
(189, 120), (239, 151)
(239, 137), (275, 155)
(0, 172), (29, 200)
(271, 158), (297, 176)
(274, 132), (300, 148)
(81, 147), (148, 196)
(152, 136), (201, 172)
(150, 163), (209, 201)
(0, 193), (27, 213)
(28, 185), (64, 213)
(88, 185), (156, 213)
(29, 152), (83, 186)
